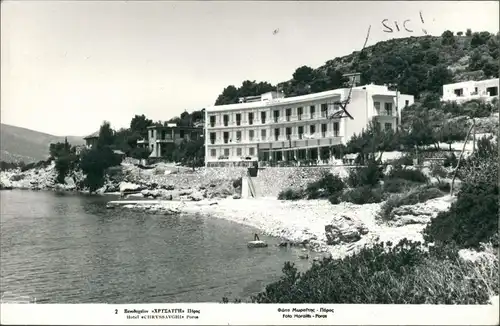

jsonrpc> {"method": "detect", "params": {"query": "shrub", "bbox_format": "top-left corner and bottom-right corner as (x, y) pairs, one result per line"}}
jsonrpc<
(306, 172), (345, 199)
(346, 160), (384, 188)
(443, 153), (458, 168)
(232, 177), (242, 189)
(379, 186), (444, 221)
(341, 186), (384, 204)
(382, 178), (415, 193)
(391, 154), (414, 166)
(251, 240), (497, 304)
(278, 188), (304, 200)
(327, 191), (342, 205)
(424, 181), (499, 249)
(436, 181), (451, 193)
(387, 165), (428, 183)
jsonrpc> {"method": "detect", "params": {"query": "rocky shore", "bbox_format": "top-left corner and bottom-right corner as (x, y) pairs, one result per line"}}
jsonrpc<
(1, 161), (456, 259)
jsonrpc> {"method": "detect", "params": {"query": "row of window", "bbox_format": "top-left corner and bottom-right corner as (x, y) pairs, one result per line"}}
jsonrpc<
(149, 129), (200, 140)
(453, 86), (498, 97)
(208, 122), (340, 144)
(210, 148), (256, 158)
(209, 103), (340, 127)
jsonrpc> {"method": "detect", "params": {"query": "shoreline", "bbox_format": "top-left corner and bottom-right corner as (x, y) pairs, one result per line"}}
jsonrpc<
(109, 195), (456, 259)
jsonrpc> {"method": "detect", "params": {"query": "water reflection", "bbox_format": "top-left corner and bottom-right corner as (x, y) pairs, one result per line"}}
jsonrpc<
(1, 190), (313, 303)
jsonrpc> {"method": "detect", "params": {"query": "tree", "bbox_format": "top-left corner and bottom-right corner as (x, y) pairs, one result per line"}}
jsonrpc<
(441, 30), (455, 46)
(466, 28), (472, 37)
(80, 123), (122, 193)
(130, 114), (153, 139)
(456, 31), (463, 36)
(97, 121), (114, 149)
(439, 120), (467, 150)
(425, 65), (452, 95)
(292, 66), (315, 84)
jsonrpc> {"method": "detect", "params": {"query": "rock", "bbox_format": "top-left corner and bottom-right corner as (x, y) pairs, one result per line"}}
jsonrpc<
(163, 185), (175, 190)
(179, 189), (194, 196)
(247, 241), (268, 248)
(119, 182), (142, 193)
(324, 215), (369, 246)
(278, 241), (288, 247)
(188, 191), (204, 201)
(298, 253), (309, 259)
(9, 174), (24, 182)
(0, 179), (13, 190)
(232, 194), (241, 199)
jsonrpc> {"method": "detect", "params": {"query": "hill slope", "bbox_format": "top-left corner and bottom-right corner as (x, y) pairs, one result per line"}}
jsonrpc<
(215, 31), (499, 104)
(0, 124), (85, 163)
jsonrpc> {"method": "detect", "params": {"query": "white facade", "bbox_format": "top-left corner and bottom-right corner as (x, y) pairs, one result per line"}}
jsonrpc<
(204, 84), (414, 167)
(442, 78), (499, 103)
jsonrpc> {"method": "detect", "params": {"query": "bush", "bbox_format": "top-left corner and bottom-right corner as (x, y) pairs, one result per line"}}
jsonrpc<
(306, 172), (345, 199)
(251, 240), (497, 304)
(424, 181), (498, 249)
(379, 186), (444, 221)
(443, 153), (458, 168)
(387, 165), (428, 183)
(391, 154), (414, 166)
(327, 191), (342, 205)
(382, 178), (415, 193)
(341, 186), (384, 204)
(436, 181), (451, 192)
(346, 161), (384, 188)
(232, 177), (242, 189)
(278, 188), (304, 200)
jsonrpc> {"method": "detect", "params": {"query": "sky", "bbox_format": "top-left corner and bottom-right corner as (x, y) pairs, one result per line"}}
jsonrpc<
(1, 1), (499, 137)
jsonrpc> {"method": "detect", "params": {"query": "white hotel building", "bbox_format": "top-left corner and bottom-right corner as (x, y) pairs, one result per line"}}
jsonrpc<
(204, 84), (414, 167)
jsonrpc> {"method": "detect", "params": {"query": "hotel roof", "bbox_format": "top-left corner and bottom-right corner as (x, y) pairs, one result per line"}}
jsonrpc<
(205, 84), (400, 112)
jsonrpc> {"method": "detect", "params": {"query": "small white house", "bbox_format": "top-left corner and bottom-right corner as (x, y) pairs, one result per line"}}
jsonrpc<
(442, 78), (499, 103)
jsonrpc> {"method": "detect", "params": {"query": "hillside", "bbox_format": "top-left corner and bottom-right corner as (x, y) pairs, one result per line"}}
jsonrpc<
(0, 124), (85, 163)
(215, 31), (499, 104)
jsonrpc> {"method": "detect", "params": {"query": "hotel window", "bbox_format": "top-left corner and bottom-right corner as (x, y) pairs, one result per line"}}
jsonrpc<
(321, 124), (327, 137)
(210, 149), (217, 157)
(210, 132), (216, 144)
(249, 148), (255, 156)
(273, 110), (280, 123)
(333, 103), (340, 112)
(384, 123), (392, 131)
(261, 111), (267, 124)
(236, 131), (242, 142)
(236, 148), (242, 156)
(149, 130), (153, 138)
(274, 128), (280, 141)
(224, 149), (230, 156)
(286, 108), (292, 121)
(297, 107), (303, 120)
(179, 130), (185, 139)
(236, 113), (241, 126)
(223, 115), (229, 126)
(385, 103), (393, 116)
(333, 122), (339, 137)
(209, 116), (216, 127)
(310, 105), (316, 119)
(286, 127), (292, 140)
(310, 125), (316, 135)
(487, 86), (498, 96)
(374, 101), (381, 113)
(248, 112), (254, 125)
(261, 129), (267, 141)
(249, 130), (255, 141)
(321, 104), (328, 118)
(454, 88), (464, 97)
(405, 100), (409, 107)
(223, 132), (229, 144)
(298, 126), (304, 139)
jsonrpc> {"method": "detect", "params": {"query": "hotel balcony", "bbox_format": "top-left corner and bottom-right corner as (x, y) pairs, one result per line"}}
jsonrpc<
(137, 139), (148, 144)
(156, 137), (174, 143)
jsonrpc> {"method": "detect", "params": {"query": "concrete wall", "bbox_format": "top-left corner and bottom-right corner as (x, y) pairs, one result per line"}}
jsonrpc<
(251, 166), (349, 198)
